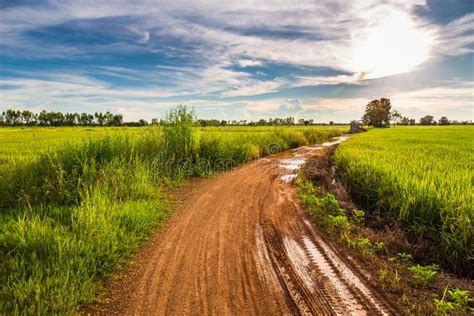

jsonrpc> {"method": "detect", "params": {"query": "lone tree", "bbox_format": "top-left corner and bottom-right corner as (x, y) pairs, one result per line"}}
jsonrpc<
(420, 115), (435, 125)
(438, 116), (450, 125)
(362, 98), (392, 127)
(391, 110), (402, 126)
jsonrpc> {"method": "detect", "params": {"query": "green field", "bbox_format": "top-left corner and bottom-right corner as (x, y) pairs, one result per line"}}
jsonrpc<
(335, 126), (473, 274)
(0, 116), (346, 313)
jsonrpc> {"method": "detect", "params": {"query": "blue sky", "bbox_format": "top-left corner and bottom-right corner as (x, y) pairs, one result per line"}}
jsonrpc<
(0, 0), (473, 122)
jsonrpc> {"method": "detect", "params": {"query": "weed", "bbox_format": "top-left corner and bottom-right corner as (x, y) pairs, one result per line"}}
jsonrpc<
(408, 264), (439, 286)
(352, 209), (365, 225)
(398, 252), (413, 262)
(379, 269), (389, 288)
(434, 287), (473, 315)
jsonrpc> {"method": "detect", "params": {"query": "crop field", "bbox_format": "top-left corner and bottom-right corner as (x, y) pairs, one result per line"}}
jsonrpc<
(0, 116), (346, 313)
(335, 126), (473, 274)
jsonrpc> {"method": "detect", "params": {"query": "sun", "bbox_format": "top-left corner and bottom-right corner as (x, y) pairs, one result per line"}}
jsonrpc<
(351, 8), (435, 79)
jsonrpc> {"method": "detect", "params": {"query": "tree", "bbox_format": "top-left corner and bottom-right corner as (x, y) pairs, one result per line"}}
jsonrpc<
(21, 110), (34, 125)
(420, 115), (435, 125)
(409, 118), (416, 126)
(95, 112), (105, 126)
(284, 117), (295, 125)
(38, 110), (48, 125)
(362, 98), (392, 127)
(87, 114), (94, 126)
(104, 111), (114, 126)
(65, 113), (78, 126)
(78, 113), (86, 125)
(111, 114), (123, 126)
(391, 110), (402, 126)
(438, 116), (450, 125)
(400, 117), (410, 125)
(5, 109), (21, 125)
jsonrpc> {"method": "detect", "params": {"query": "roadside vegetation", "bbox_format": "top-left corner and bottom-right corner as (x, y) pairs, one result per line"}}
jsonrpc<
(298, 161), (473, 315)
(0, 106), (346, 313)
(296, 119), (473, 314)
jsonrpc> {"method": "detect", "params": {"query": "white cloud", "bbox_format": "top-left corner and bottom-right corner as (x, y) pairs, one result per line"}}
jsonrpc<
(221, 80), (284, 97)
(237, 59), (262, 67)
(436, 13), (474, 56)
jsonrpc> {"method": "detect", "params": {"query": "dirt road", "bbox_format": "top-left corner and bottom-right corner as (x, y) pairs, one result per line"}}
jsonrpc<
(94, 137), (396, 315)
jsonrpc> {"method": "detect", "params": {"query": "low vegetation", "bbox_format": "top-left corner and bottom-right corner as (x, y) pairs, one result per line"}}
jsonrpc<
(298, 170), (473, 315)
(0, 106), (346, 313)
(334, 126), (473, 275)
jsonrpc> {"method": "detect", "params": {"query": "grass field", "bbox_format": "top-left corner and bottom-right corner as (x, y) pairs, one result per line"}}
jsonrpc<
(0, 114), (346, 313)
(335, 126), (473, 274)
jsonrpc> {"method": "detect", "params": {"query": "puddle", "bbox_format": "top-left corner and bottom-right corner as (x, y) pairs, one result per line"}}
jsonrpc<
(278, 136), (350, 183)
(281, 174), (298, 183)
(321, 136), (351, 147)
(279, 158), (306, 171)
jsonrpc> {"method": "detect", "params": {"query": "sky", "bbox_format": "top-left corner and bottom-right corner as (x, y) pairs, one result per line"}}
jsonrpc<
(0, 0), (473, 122)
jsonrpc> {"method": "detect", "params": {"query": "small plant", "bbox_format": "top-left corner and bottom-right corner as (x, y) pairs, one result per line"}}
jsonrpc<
(435, 287), (473, 315)
(408, 264), (439, 286)
(348, 237), (384, 256)
(400, 294), (414, 312)
(378, 269), (389, 288)
(352, 209), (365, 225)
(391, 269), (401, 288)
(318, 193), (344, 216)
(323, 215), (350, 236)
(397, 252), (413, 262)
(373, 241), (385, 252)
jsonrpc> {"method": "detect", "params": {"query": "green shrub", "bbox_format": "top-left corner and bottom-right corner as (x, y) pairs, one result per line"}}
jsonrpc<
(352, 209), (365, 225)
(434, 288), (473, 315)
(408, 264), (439, 286)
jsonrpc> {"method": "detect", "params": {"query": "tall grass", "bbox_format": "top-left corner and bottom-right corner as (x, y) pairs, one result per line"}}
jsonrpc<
(334, 126), (473, 275)
(0, 107), (347, 313)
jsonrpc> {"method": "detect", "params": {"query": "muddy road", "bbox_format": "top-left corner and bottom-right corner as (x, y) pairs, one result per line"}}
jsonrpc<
(94, 137), (396, 315)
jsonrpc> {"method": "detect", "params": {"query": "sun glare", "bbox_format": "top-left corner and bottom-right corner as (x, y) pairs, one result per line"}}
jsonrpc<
(352, 9), (434, 79)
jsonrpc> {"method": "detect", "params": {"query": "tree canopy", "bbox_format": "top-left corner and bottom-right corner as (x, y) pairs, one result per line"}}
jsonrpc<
(362, 98), (393, 127)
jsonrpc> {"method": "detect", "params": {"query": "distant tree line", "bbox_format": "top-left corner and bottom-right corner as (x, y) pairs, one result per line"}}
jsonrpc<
(0, 108), (347, 127)
(2, 106), (471, 127)
(197, 117), (335, 126)
(361, 98), (472, 127)
(0, 109), (124, 126)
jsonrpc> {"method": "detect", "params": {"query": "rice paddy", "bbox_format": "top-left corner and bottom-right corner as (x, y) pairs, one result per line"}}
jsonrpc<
(335, 126), (473, 274)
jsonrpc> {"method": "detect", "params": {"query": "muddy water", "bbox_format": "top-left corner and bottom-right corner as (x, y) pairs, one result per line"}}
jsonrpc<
(279, 135), (350, 183)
